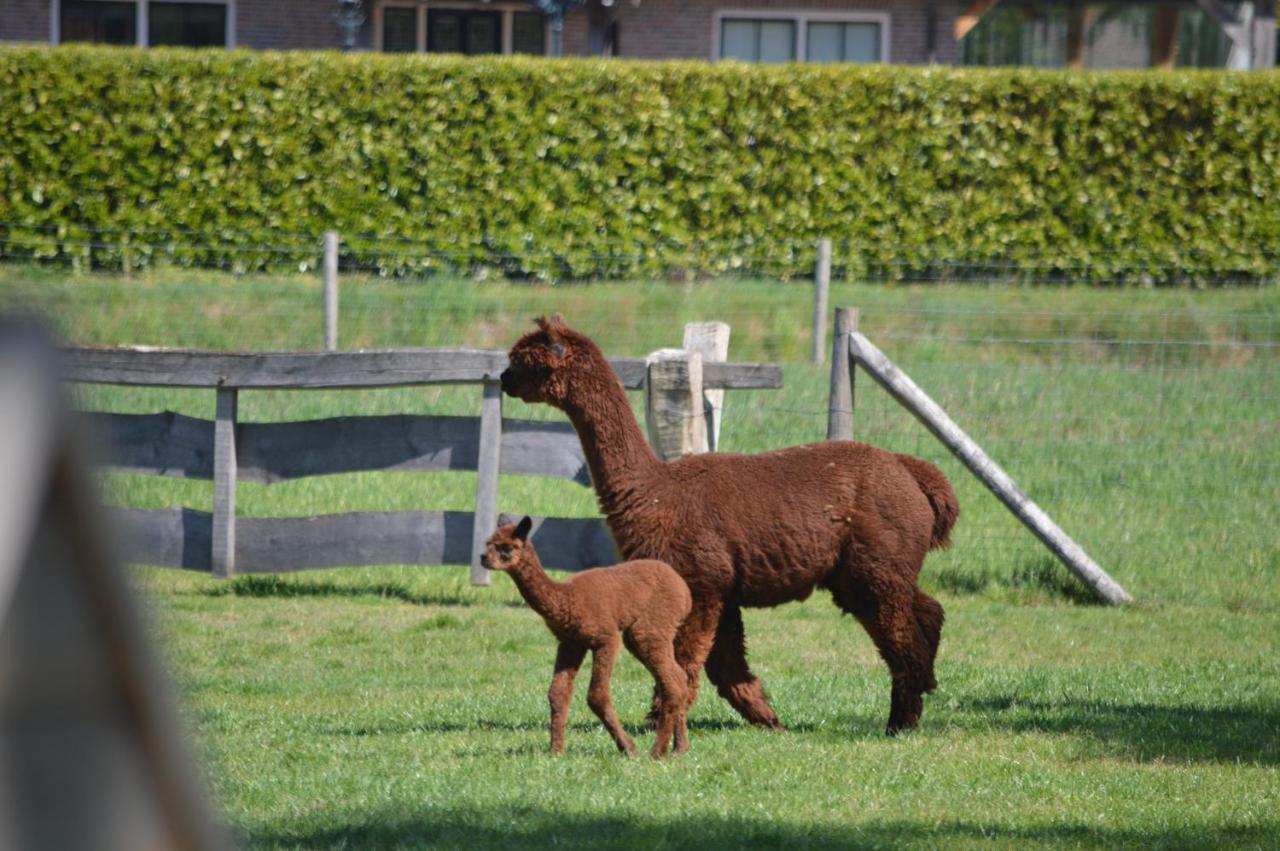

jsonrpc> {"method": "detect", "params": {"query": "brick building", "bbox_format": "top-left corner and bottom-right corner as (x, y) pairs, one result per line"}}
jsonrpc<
(0, 0), (1274, 68)
(0, 0), (957, 62)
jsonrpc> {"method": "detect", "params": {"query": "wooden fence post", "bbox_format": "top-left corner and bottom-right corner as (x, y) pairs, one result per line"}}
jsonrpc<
(681, 321), (730, 451)
(645, 351), (707, 461)
(323, 231), (339, 351)
(847, 331), (1132, 605)
(470, 379), (502, 586)
(812, 238), (832, 364)
(211, 387), (238, 579)
(827, 306), (857, 441)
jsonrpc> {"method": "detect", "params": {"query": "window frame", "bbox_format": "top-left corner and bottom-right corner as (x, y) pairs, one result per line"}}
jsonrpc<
(374, 2), (550, 55)
(711, 9), (890, 64)
(51, 0), (236, 48)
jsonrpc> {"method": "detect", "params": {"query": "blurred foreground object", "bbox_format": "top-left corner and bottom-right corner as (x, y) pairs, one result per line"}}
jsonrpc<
(0, 321), (229, 851)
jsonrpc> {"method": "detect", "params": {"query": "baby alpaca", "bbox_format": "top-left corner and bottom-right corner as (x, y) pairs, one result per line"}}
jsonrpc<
(482, 516), (693, 758)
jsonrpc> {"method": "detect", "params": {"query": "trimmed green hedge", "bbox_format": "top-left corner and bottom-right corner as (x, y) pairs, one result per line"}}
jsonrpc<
(2, 46), (1278, 282)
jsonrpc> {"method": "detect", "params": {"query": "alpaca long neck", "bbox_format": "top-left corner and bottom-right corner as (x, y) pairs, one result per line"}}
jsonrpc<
(562, 366), (660, 515)
(508, 553), (569, 627)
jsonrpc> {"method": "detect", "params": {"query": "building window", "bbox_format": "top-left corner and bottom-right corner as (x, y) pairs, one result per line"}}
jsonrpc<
(60, 0), (137, 45)
(807, 21), (880, 63)
(378, 4), (545, 55)
(382, 5), (417, 52)
(721, 18), (796, 63)
(149, 2), (227, 47)
(428, 9), (499, 54)
(716, 12), (888, 63)
(511, 10), (545, 54)
(55, 0), (232, 47)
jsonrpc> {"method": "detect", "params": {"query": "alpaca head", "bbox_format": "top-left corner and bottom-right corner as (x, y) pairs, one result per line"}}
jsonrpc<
(501, 314), (602, 408)
(481, 515), (534, 572)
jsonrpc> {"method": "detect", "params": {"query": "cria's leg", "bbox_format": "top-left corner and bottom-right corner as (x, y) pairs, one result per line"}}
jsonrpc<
(587, 637), (635, 756)
(705, 601), (782, 729)
(548, 641), (586, 753)
(629, 629), (688, 758)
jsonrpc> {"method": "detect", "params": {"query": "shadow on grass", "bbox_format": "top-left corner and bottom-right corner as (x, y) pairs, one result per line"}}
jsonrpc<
(332, 716), (763, 738)
(933, 556), (1102, 605)
(202, 575), (525, 608)
(960, 694), (1280, 765)
(245, 808), (1276, 850)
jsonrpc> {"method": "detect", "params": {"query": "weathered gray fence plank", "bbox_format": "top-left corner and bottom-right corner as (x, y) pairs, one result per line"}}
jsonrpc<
(62, 347), (780, 391)
(211, 388), (237, 578)
(62, 348), (509, 388)
(645, 351), (707, 461)
(812, 238), (832, 364)
(682, 321), (731, 451)
(107, 508), (616, 573)
(827, 307), (858, 441)
(470, 381), (502, 586)
(85, 412), (590, 485)
(109, 507), (212, 572)
(323, 231), (339, 351)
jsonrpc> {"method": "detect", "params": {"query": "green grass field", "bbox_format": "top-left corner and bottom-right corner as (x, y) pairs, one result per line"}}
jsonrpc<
(5, 263), (1280, 849)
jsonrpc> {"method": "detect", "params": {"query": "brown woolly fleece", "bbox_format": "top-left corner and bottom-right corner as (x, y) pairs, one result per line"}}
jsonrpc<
(482, 517), (693, 758)
(501, 316), (959, 735)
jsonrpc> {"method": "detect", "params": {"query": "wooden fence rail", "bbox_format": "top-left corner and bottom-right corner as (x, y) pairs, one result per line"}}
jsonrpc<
(68, 342), (781, 584)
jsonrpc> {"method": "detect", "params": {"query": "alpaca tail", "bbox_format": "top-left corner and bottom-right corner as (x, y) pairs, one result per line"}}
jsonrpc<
(896, 454), (959, 551)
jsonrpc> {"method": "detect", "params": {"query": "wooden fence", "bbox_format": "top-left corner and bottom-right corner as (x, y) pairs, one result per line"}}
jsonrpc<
(65, 341), (781, 584)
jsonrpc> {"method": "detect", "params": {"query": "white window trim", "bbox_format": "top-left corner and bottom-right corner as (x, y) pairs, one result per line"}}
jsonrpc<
(51, 0), (236, 48)
(373, 1), (549, 55)
(711, 9), (890, 63)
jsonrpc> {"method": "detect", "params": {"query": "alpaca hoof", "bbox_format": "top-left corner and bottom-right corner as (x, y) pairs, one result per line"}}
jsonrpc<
(885, 717), (919, 737)
(750, 714), (785, 731)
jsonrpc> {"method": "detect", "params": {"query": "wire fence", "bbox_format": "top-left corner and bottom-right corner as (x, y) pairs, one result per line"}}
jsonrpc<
(4, 221), (1280, 287)
(1, 240), (1276, 610)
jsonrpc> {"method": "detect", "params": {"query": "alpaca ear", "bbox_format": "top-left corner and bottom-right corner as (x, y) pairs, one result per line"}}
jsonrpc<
(514, 516), (533, 541)
(534, 315), (567, 359)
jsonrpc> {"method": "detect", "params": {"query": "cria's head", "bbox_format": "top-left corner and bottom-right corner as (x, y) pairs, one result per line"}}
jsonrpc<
(481, 516), (534, 572)
(501, 314), (603, 407)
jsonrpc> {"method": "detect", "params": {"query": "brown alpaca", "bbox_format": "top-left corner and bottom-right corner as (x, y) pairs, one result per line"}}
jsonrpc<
(501, 316), (959, 735)
(482, 516), (693, 758)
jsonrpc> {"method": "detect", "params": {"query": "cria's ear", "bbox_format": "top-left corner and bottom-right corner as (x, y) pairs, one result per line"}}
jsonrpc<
(514, 516), (533, 541)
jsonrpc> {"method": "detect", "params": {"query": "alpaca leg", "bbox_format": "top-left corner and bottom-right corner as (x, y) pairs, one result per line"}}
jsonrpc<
(913, 588), (945, 694)
(705, 602), (781, 729)
(548, 641), (587, 753)
(645, 598), (723, 728)
(587, 638), (635, 756)
(827, 567), (933, 735)
(629, 630), (689, 758)
(674, 599), (722, 712)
